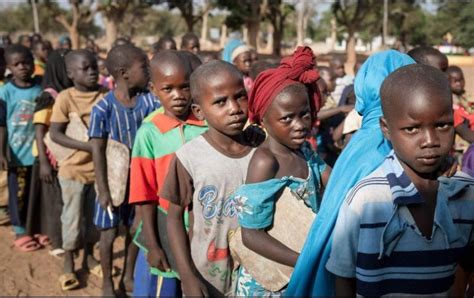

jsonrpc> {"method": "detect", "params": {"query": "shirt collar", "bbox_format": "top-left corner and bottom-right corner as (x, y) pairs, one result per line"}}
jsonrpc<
(151, 112), (206, 133)
(383, 151), (472, 205)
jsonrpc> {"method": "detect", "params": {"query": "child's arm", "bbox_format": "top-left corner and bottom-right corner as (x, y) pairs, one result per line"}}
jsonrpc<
(35, 124), (53, 183)
(138, 203), (170, 271)
(241, 149), (300, 267)
(162, 156), (208, 296)
(456, 121), (474, 143)
(0, 100), (7, 170)
(167, 202), (208, 296)
(335, 276), (356, 296)
(317, 105), (354, 121)
(90, 138), (112, 209)
(49, 122), (91, 152)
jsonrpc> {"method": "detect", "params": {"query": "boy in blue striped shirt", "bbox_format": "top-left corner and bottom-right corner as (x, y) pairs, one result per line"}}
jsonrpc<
(326, 64), (474, 296)
(89, 44), (161, 296)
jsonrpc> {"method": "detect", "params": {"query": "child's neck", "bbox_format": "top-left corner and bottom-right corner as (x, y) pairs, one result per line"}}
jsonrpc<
(399, 161), (439, 200)
(266, 136), (301, 156)
(74, 83), (99, 93)
(164, 109), (190, 122)
(204, 127), (249, 157)
(113, 83), (141, 108)
(12, 77), (34, 88)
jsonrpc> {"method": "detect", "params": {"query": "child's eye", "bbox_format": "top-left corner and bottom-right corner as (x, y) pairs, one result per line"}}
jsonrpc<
(280, 116), (292, 123)
(216, 100), (226, 106)
(162, 87), (171, 92)
(301, 111), (311, 119)
(436, 123), (452, 130)
(403, 127), (419, 134)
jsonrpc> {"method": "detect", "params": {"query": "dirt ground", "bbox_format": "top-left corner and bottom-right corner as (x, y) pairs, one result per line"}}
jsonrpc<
(0, 224), (127, 296)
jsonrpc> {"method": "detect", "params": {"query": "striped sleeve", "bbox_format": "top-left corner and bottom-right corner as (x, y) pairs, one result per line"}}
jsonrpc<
(129, 122), (159, 204)
(325, 193), (361, 278)
(88, 99), (108, 139)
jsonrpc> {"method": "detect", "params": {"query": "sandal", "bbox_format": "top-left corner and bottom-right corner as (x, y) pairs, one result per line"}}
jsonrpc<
(59, 272), (80, 291)
(89, 264), (103, 278)
(49, 248), (65, 258)
(34, 234), (51, 246)
(14, 235), (42, 252)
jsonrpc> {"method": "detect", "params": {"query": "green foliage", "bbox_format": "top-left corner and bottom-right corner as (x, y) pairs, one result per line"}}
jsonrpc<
(0, 3), (65, 34)
(457, 1), (474, 49)
(126, 7), (187, 37)
(430, 0), (474, 48)
(216, 0), (255, 31)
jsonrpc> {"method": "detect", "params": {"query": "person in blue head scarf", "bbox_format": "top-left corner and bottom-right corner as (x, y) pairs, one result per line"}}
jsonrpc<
(285, 50), (415, 296)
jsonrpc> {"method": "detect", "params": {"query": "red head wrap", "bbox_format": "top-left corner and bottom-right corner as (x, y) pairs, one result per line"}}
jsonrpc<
(248, 46), (321, 124)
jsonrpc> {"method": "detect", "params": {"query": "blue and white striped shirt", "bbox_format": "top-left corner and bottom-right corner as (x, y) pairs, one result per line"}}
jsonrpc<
(326, 151), (474, 297)
(88, 91), (160, 148)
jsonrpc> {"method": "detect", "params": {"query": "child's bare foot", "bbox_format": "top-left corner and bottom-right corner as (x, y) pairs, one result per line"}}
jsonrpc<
(119, 277), (134, 294)
(102, 277), (116, 297)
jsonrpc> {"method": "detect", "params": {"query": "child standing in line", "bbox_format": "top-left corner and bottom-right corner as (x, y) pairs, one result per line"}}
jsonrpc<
(160, 60), (256, 296)
(180, 32), (200, 55)
(129, 50), (207, 297)
(326, 64), (474, 296)
(32, 41), (50, 77)
(232, 46), (331, 296)
(0, 45), (42, 250)
(330, 58), (353, 105)
(49, 49), (108, 291)
(407, 46), (449, 72)
(26, 49), (73, 256)
(89, 44), (160, 297)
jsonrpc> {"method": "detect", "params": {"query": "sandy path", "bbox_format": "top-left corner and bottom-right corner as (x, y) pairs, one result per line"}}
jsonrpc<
(0, 225), (126, 296)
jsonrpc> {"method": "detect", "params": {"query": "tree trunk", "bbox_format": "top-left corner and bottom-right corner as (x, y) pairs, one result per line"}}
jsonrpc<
(220, 24), (227, 48)
(200, 8), (209, 41)
(265, 23), (274, 54)
(105, 16), (119, 49)
(31, 0), (40, 33)
(70, 28), (80, 50)
(185, 15), (194, 32)
(246, 0), (261, 48)
(330, 17), (337, 50)
(346, 31), (357, 65)
(296, 0), (305, 45)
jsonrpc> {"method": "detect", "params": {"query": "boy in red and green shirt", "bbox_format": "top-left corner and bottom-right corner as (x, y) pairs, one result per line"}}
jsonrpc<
(129, 50), (207, 297)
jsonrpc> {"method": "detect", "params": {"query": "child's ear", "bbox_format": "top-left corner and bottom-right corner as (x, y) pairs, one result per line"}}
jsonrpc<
(380, 117), (391, 140)
(148, 82), (157, 97)
(120, 67), (128, 80)
(66, 69), (73, 80)
(191, 102), (204, 121)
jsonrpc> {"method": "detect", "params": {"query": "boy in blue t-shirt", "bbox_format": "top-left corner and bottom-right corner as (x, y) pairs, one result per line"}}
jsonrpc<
(326, 64), (474, 296)
(89, 44), (161, 296)
(0, 45), (41, 249)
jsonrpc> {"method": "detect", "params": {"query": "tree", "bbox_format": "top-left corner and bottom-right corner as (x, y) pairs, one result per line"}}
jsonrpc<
(430, 0), (474, 49)
(54, 0), (96, 49)
(263, 0), (295, 56)
(332, 0), (381, 65)
(217, 0), (264, 48)
(0, 2), (66, 35)
(97, 0), (131, 49)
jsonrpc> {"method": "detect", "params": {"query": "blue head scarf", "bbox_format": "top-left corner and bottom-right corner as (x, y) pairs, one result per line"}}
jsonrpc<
(286, 50), (415, 296)
(222, 38), (244, 63)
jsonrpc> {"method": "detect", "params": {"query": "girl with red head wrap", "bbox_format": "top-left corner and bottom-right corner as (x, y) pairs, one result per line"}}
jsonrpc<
(230, 47), (332, 296)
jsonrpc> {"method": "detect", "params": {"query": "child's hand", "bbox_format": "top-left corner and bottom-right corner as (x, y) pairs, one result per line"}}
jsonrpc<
(439, 156), (458, 178)
(182, 275), (209, 297)
(0, 155), (7, 171)
(98, 192), (113, 210)
(147, 247), (170, 272)
(39, 160), (53, 184)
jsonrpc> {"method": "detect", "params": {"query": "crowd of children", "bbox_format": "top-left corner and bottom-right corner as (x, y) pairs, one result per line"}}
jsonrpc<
(0, 31), (473, 297)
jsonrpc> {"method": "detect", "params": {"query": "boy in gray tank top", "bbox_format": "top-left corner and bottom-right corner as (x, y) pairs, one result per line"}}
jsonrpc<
(161, 60), (256, 296)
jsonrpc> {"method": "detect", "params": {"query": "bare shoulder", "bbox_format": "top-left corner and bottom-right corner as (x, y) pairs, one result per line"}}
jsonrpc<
(246, 147), (279, 184)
